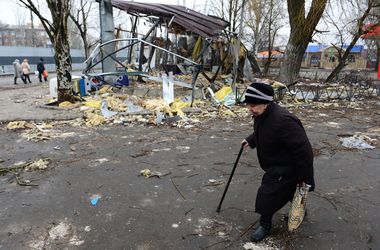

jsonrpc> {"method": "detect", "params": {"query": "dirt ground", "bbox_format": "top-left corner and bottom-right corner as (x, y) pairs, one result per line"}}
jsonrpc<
(0, 77), (379, 250)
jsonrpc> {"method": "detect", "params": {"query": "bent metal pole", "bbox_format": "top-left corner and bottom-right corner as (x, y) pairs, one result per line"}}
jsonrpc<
(216, 145), (244, 213)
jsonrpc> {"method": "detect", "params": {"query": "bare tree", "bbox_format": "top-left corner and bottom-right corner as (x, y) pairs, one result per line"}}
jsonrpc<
(19, 0), (73, 102)
(13, 4), (28, 46)
(263, 0), (286, 75)
(246, 0), (286, 53)
(210, 0), (243, 33)
(69, 0), (94, 59)
(325, 0), (380, 82)
(279, 0), (328, 85)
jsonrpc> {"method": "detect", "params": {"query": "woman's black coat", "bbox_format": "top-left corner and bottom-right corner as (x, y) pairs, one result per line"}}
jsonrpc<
(246, 102), (315, 216)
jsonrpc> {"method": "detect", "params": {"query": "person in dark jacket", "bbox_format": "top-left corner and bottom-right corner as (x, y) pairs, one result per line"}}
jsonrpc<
(37, 57), (47, 83)
(241, 82), (315, 242)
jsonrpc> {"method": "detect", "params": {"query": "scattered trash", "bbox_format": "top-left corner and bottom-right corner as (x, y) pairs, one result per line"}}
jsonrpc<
(176, 146), (190, 153)
(95, 158), (109, 164)
(140, 169), (171, 178)
(125, 99), (145, 113)
(90, 194), (101, 206)
(20, 129), (75, 142)
(162, 72), (174, 105)
(53, 146), (61, 150)
(214, 86), (232, 101)
(171, 223), (179, 228)
(339, 135), (376, 149)
(84, 99), (101, 109)
(59, 101), (74, 107)
(195, 218), (232, 236)
(170, 99), (190, 117)
(243, 242), (278, 250)
(140, 169), (151, 177)
(89, 158), (109, 167)
(100, 100), (118, 118)
(326, 122), (341, 128)
(98, 86), (113, 94)
(152, 148), (171, 152)
(155, 112), (165, 124)
(25, 158), (51, 171)
(203, 179), (224, 187)
(142, 99), (172, 115)
(7, 121), (34, 130)
(85, 113), (106, 126)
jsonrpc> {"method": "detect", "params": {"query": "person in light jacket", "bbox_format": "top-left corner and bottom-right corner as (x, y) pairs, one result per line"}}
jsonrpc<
(13, 59), (23, 85)
(241, 82), (315, 242)
(21, 58), (32, 84)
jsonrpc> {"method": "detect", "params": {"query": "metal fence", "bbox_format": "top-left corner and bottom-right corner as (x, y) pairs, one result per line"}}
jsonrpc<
(269, 69), (380, 101)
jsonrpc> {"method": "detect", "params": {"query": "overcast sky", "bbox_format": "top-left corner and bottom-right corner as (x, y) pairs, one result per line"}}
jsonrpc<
(0, 0), (366, 47)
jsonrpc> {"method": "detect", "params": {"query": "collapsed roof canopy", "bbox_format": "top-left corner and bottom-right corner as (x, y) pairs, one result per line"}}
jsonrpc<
(110, 0), (229, 38)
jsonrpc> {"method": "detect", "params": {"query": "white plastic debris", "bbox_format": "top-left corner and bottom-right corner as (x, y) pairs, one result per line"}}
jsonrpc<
(243, 242), (278, 250)
(340, 135), (375, 149)
(100, 100), (118, 118)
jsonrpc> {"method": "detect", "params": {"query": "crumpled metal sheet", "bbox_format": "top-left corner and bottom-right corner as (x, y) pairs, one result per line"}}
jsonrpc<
(111, 1), (229, 38)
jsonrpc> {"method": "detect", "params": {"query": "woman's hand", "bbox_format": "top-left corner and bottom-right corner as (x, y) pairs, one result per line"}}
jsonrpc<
(241, 139), (249, 148)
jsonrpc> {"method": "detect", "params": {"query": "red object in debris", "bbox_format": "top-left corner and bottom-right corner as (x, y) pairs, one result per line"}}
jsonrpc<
(362, 24), (380, 39)
(362, 23), (380, 75)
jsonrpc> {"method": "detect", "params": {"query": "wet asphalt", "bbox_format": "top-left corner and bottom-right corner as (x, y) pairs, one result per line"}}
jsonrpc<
(0, 77), (380, 249)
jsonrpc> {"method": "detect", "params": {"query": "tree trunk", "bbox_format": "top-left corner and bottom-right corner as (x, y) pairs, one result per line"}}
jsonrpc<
(246, 51), (261, 74)
(279, 37), (308, 85)
(279, 0), (328, 85)
(55, 31), (73, 103)
(83, 37), (89, 60)
(263, 55), (271, 75)
(20, 0), (74, 103)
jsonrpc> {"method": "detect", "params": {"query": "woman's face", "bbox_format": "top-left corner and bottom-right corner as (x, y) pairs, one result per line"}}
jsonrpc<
(247, 103), (268, 117)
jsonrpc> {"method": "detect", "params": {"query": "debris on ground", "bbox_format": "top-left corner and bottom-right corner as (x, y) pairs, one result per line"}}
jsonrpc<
(25, 158), (51, 171)
(90, 194), (101, 206)
(20, 127), (76, 142)
(140, 169), (171, 178)
(195, 218), (232, 237)
(0, 158), (51, 175)
(59, 101), (74, 107)
(339, 134), (377, 149)
(28, 220), (84, 248)
(6, 121), (34, 130)
(243, 242), (279, 250)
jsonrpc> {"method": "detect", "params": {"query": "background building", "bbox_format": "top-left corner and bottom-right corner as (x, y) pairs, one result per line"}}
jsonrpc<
(0, 24), (50, 47)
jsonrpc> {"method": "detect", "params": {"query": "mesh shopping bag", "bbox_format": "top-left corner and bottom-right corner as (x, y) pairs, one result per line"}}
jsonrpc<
(288, 182), (311, 231)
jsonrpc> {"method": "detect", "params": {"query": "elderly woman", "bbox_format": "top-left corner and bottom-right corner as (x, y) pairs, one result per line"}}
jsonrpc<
(21, 58), (32, 84)
(13, 59), (23, 85)
(242, 82), (315, 242)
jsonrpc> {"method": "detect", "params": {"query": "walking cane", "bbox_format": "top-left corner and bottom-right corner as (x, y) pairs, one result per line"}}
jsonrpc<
(216, 144), (244, 213)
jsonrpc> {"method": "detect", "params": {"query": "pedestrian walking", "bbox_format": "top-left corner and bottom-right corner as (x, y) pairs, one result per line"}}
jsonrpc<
(241, 82), (315, 242)
(37, 57), (48, 83)
(13, 59), (23, 85)
(21, 58), (32, 84)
